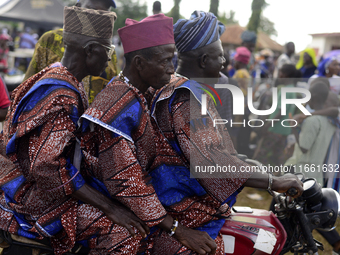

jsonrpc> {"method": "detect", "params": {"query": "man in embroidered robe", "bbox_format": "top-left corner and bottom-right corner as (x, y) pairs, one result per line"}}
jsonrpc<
(81, 14), (218, 255)
(0, 7), (148, 255)
(145, 11), (304, 254)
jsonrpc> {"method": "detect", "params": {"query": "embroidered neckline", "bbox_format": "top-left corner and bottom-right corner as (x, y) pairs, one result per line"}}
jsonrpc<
(119, 71), (132, 85)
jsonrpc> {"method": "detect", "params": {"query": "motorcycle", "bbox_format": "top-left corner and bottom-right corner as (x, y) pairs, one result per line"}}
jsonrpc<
(221, 163), (340, 255)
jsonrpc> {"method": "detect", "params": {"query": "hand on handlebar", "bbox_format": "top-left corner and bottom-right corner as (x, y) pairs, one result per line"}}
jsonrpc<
(272, 173), (304, 198)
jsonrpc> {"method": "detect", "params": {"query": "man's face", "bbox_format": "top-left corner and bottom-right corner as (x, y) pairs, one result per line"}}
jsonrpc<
(79, 0), (111, 11)
(141, 44), (175, 90)
(85, 39), (112, 76)
(204, 40), (226, 79)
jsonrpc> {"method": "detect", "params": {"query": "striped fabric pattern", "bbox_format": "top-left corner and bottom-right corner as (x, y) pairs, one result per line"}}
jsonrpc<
(173, 11), (225, 53)
(63, 6), (116, 39)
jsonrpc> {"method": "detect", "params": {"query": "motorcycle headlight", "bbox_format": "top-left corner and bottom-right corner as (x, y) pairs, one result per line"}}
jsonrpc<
(319, 188), (340, 231)
(302, 178), (323, 207)
(301, 178), (340, 231)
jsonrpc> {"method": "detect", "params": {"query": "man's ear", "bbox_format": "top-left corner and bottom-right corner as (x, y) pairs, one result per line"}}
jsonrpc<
(199, 54), (208, 69)
(84, 44), (94, 58)
(133, 55), (145, 71)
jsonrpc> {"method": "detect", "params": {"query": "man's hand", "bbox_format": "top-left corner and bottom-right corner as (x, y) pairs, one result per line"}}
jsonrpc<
(174, 224), (217, 255)
(158, 215), (216, 254)
(272, 173), (304, 198)
(72, 184), (150, 238)
(292, 113), (306, 124)
(105, 200), (149, 238)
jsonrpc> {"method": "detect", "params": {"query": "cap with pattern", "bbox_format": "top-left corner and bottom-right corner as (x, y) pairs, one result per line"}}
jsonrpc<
(63, 6), (116, 39)
(173, 11), (225, 53)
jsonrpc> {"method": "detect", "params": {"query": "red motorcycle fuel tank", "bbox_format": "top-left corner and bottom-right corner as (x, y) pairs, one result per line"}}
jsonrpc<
(220, 207), (287, 255)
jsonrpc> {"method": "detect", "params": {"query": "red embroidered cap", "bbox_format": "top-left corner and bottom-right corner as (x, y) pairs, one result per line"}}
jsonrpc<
(118, 14), (174, 54)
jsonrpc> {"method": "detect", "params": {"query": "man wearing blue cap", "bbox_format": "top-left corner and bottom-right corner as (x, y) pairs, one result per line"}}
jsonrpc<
(24, 0), (117, 104)
(147, 10), (303, 253)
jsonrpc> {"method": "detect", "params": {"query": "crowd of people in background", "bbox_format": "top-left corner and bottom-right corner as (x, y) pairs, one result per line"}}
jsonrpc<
(0, 0), (339, 253)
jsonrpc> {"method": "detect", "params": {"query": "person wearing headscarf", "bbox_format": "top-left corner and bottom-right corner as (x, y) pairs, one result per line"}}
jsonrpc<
(24, 0), (118, 104)
(231, 46), (252, 155)
(296, 48), (318, 79)
(233, 46), (251, 82)
(0, 33), (11, 73)
(0, 7), (150, 255)
(309, 57), (340, 94)
(147, 10), (303, 254)
(241, 30), (257, 76)
(80, 13), (218, 254)
(241, 30), (257, 53)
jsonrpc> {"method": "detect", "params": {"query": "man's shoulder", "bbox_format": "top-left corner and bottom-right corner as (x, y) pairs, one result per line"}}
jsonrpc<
(90, 79), (142, 110)
(302, 115), (334, 130)
(303, 115), (324, 124)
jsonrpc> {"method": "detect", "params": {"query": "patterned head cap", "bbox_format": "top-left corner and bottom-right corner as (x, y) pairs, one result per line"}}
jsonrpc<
(63, 6), (116, 39)
(173, 11), (225, 53)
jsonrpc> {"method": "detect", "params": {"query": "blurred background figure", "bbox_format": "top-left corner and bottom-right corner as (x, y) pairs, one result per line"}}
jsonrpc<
(253, 64), (300, 167)
(258, 48), (274, 79)
(232, 46), (252, 157)
(15, 27), (37, 71)
(274, 42), (296, 78)
(310, 57), (340, 95)
(152, 1), (162, 14)
(241, 30), (257, 78)
(0, 31), (11, 74)
(0, 75), (10, 122)
(296, 48), (318, 80)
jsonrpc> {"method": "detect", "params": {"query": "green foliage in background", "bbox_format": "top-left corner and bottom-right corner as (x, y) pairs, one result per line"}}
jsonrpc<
(209, 0), (219, 17)
(247, 0), (267, 33)
(114, 0), (147, 32)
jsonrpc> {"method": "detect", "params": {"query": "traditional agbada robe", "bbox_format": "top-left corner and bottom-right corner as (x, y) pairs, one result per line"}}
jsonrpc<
(141, 75), (254, 254)
(0, 64), (139, 255)
(80, 78), (167, 227)
(80, 12), (174, 238)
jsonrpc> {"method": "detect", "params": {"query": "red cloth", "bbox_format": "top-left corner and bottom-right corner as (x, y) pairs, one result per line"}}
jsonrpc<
(234, 46), (251, 64)
(0, 77), (9, 109)
(118, 14), (174, 54)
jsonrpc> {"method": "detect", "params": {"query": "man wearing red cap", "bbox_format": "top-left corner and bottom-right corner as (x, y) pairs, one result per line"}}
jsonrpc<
(81, 14), (217, 254)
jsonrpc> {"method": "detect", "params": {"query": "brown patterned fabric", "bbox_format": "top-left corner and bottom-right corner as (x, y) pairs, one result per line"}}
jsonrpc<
(63, 6), (116, 39)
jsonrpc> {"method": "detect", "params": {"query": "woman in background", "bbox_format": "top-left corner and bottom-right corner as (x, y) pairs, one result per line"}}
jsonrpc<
(296, 48), (317, 79)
